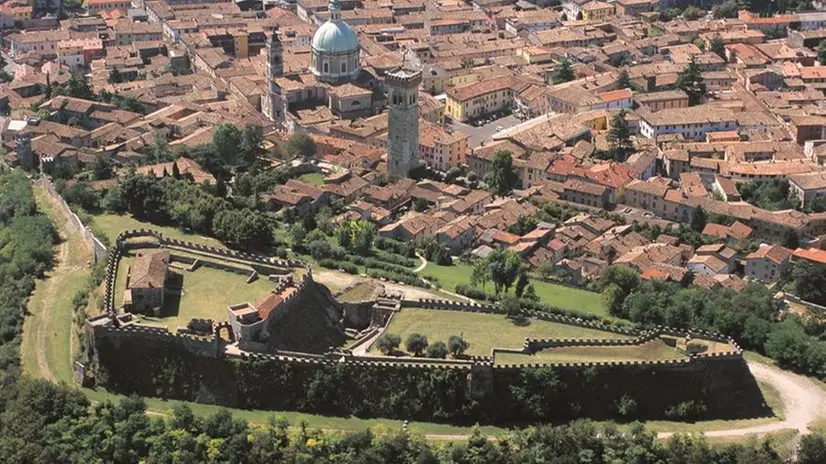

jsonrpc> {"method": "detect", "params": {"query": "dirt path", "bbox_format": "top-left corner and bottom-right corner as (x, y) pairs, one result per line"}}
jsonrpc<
(23, 185), (91, 383)
(696, 361), (826, 438)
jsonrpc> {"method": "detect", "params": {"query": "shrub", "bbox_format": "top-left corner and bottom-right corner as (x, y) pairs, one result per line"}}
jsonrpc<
(318, 259), (358, 274)
(372, 249), (415, 267)
(367, 269), (428, 288)
(615, 395), (637, 417)
(374, 237), (415, 257)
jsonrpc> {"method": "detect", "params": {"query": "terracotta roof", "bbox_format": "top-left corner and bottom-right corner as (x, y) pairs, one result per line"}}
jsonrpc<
(793, 247), (826, 265)
(129, 250), (169, 289)
(747, 244), (792, 265)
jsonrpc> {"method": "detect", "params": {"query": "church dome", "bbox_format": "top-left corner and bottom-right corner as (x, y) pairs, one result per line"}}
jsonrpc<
(312, 21), (359, 54)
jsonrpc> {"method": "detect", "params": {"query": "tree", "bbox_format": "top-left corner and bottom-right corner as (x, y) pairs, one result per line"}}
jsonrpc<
(460, 57), (475, 69)
(239, 124), (264, 168)
(523, 284), (539, 302)
(62, 73), (94, 99)
(289, 223), (307, 250)
(550, 59), (575, 84)
(712, 0), (740, 18)
(502, 295), (521, 319)
(487, 249), (521, 295)
(471, 259), (490, 291)
(413, 197), (430, 212)
(710, 35), (727, 62)
(90, 154), (113, 180)
(515, 269), (529, 298)
(818, 40), (826, 66)
(426, 341), (448, 359)
(790, 260), (826, 306)
(405, 333), (428, 356)
(447, 335), (469, 357)
(682, 6), (705, 20)
(676, 56), (707, 106)
(691, 206), (707, 232)
(281, 132), (316, 159)
(606, 109), (632, 161)
(616, 69), (633, 89)
(783, 229), (799, 249)
(212, 124), (243, 166)
(375, 333), (401, 355)
(108, 68), (123, 84)
(101, 186), (126, 213)
(486, 150), (517, 197)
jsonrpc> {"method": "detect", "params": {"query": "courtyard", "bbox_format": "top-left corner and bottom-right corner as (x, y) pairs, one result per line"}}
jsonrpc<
(114, 250), (276, 330)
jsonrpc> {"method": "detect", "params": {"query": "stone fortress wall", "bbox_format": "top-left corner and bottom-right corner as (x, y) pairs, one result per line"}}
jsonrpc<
(86, 229), (758, 423)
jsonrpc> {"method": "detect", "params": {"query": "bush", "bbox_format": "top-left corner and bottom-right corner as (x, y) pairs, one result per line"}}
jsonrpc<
(372, 249), (415, 267)
(318, 259), (358, 274)
(374, 237), (415, 257)
(454, 284), (498, 302)
(665, 401), (708, 421)
(367, 269), (428, 288)
(615, 395), (637, 417)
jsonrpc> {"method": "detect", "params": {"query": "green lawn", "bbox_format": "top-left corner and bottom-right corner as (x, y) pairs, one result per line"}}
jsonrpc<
(92, 213), (221, 247)
(371, 308), (630, 356)
(298, 172), (326, 185)
(494, 338), (685, 365)
(421, 262), (609, 319)
(114, 254), (276, 330)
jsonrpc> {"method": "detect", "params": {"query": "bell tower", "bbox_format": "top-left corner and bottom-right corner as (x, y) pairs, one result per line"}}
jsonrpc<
(265, 30), (285, 124)
(386, 67), (422, 178)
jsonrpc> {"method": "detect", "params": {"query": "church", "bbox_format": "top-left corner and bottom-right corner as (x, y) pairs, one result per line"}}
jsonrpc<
(263, 0), (385, 127)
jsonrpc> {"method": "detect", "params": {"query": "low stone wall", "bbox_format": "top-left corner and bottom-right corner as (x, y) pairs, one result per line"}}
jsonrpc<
(405, 298), (641, 337)
(524, 331), (661, 352)
(170, 253), (255, 278)
(39, 178), (108, 264)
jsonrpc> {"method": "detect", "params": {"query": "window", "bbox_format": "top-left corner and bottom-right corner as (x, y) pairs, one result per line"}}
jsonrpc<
(341, 62), (347, 73)
(323, 62), (329, 73)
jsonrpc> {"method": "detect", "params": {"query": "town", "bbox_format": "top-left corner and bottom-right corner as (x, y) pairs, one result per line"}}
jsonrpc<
(2, 0), (826, 461)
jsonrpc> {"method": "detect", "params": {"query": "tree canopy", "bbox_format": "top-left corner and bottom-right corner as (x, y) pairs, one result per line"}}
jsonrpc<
(676, 57), (707, 106)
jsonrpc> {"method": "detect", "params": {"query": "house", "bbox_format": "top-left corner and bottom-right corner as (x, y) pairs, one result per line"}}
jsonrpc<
(379, 212), (447, 242)
(687, 254), (729, 276)
(745, 244), (792, 283)
(124, 250), (169, 315)
(792, 247), (826, 267)
(136, 157), (216, 186)
(788, 171), (826, 206)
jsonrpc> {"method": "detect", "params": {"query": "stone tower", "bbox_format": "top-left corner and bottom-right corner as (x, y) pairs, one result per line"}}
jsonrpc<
(386, 67), (422, 178)
(15, 133), (34, 171)
(264, 30), (285, 125)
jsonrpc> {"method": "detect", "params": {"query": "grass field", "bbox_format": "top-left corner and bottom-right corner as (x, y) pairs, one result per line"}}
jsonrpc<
(421, 262), (611, 319)
(338, 281), (379, 302)
(298, 172), (326, 185)
(92, 213), (221, 247)
(494, 338), (686, 365)
(370, 308), (630, 356)
(113, 253), (276, 330)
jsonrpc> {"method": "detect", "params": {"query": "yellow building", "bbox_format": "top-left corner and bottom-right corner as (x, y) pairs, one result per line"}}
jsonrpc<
(445, 75), (533, 122)
(419, 121), (470, 170)
(581, 1), (614, 20)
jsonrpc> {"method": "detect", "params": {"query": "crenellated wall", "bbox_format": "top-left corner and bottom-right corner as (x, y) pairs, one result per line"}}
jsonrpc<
(87, 228), (761, 425)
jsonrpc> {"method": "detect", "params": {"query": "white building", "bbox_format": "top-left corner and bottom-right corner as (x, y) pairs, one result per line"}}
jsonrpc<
(310, 0), (361, 84)
(638, 105), (738, 141)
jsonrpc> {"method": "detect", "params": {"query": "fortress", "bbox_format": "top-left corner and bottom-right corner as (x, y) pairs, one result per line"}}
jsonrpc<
(81, 229), (769, 424)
